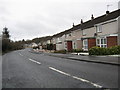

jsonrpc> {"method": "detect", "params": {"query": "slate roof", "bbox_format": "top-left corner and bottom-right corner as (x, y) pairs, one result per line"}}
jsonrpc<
(52, 9), (120, 38)
(81, 9), (120, 30)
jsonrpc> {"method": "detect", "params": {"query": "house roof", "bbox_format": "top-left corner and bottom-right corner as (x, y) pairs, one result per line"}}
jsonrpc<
(52, 9), (120, 38)
(80, 9), (120, 30)
(52, 25), (81, 38)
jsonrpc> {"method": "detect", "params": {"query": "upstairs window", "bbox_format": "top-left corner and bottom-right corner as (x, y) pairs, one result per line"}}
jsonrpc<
(97, 25), (102, 33)
(69, 33), (72, 36)
(82, 31), (86, 36)
(57, 38), (60, 41)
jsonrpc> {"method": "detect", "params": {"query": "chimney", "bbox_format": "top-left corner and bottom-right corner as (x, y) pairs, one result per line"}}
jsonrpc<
(91, 14), (94, 20)
(73, 23), (75, 27)
(3, 27), (8, 31)
(81, 19), (83, 24)
(106, 11), (110, 15)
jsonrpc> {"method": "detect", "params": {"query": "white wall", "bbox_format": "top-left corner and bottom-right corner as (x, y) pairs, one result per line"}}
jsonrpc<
(56, 44), (63, 50)
(56, 35), (65, 50)
(97, 21), (118, 36)
(82, 27), (96, 38)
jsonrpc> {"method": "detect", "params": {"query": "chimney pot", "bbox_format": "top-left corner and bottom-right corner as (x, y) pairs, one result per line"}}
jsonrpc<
(81, 19), (83, 24)
(73, 23), (75, 27)
(3, 27), (8, 31)
(91, 14), (94, 20)
(106, 11), (110, 15)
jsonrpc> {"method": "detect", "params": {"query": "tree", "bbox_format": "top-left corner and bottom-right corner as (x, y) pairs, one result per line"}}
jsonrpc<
(2, 27), (12, 52)
(2, 27), (25, 53)
(22, 39), (25, 42)
(2, 27), (10, 39)
(47, 43), (53, 50)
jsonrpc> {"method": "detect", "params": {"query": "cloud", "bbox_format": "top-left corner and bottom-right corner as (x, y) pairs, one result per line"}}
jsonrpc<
(0, 0), (119, 41)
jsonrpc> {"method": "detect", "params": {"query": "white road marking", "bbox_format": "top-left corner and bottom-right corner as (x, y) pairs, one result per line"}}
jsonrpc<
(72, 76), (89, 83)
(49, 67), (70, 76)
(72, 76), (102, 88)
(19, 53), (23, 56)
(49, 67), (102, 88)
(29, 58), (41, 65)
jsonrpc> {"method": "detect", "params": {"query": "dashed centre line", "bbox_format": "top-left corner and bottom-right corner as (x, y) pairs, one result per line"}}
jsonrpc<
(29, 58), (41, 65)
(49, 66), (102, 88)
(49, 67), (70, 76)
(19, 53), (41, 65)
(19, 52), (102, 88)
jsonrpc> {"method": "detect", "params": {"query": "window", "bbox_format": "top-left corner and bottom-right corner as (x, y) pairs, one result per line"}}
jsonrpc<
(65, 34), (67, 38)
(73, 42), (76, 49)
(82, 31), (86, 36)
(96, 38), (107, 48)
(65, 42), (67, 48)
(69, 33), (72, 36)
(97, 25), (102, 33)
(83, 39), (88, 50)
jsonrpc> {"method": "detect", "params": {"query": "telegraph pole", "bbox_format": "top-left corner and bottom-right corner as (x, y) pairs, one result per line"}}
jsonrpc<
(107, 4), (112, 11)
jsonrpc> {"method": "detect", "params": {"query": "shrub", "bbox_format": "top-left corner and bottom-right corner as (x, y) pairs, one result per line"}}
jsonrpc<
(89, 45), (120, 55)
(72, 49), (83, 53)
(109, 45), (120, 55)
(33, 46), (39, 49)
(54, 50), (67, 54)
(47, 44), (53, 50)
(89, 46), (102, 55)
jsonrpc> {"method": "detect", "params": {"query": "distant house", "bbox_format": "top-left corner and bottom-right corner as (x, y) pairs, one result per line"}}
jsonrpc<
(35, 36), (52, 50)
(52, 32), (65, 51)
(31, 43), (38, 48)
(24, 44), (30, 48)
(64, 24), (83, 51)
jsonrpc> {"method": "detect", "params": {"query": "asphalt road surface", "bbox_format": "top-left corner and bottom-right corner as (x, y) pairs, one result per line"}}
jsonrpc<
(2, 48), (119, 88)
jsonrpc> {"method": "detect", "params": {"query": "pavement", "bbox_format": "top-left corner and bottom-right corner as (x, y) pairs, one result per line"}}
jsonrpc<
(2, 48), (119, 88)
(44, 52), (120, 66)
(33, 49), (120, 66)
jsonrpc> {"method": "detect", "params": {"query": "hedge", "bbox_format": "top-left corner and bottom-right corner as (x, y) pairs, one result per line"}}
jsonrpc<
(72, 49), (83, 53)
(54, 50), (67, 54)
(89, 45), (120, 55)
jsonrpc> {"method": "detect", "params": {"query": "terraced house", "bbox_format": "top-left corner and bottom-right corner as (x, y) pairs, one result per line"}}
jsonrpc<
(50, 9), (120, 51)
(82, 9), (120, 50)
(64, 24), (82, 51)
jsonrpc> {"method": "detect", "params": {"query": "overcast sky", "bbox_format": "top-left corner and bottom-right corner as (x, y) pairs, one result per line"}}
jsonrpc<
(0, 0), (119, 41)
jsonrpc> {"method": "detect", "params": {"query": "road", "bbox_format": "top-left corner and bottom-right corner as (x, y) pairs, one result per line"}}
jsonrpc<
(2, 48), (119, 88)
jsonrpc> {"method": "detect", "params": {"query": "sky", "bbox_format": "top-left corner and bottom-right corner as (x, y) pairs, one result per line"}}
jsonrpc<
(0, 0), (119, 41)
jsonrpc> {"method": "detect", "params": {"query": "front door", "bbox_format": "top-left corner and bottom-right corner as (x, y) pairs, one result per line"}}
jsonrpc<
(67, 41), (73, 51)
